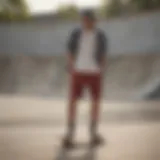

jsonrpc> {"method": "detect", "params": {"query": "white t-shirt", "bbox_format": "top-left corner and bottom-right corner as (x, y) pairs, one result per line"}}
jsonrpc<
(74, 30), (100, 73)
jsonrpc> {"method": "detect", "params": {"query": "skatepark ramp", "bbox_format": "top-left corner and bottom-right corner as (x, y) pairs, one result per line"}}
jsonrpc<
(0, 54), (160, 100)
(0, 11), (160, 100)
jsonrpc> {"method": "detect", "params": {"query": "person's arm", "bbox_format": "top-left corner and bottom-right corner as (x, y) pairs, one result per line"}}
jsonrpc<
(66, 29), (77, 73)
(99, 31), (108, 74)
(100, 55), (107, 73)
(66, 52), (74, 72)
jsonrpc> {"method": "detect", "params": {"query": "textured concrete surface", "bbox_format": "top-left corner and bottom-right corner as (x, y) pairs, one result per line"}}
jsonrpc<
(0, 96), (160, 125)
(0, 96), (160, 160)
(0, 55), (160, 100)
(1, 123), (160, 160)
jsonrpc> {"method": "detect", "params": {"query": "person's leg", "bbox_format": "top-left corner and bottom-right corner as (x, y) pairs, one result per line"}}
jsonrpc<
(65, 96), (77, 142)
(90, 98), (100, 138)
(63, 73), (83, 148)
(89, 74), (103, 145)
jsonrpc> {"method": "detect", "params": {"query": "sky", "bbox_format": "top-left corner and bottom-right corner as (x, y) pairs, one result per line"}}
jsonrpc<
(26, 0), (101, 14)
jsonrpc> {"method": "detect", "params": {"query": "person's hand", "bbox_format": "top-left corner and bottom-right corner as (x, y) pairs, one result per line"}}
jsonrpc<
(66, 53), (74, 74)
(67, 63), (74, 74)
(100, 66), (106, 75)
(100, 59), (107, 75)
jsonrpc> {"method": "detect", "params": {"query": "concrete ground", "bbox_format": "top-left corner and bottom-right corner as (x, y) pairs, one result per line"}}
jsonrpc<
(0, 96), (160, 160)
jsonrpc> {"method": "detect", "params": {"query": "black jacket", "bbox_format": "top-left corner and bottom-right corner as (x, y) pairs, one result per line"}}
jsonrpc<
(67, 28), (108, 65)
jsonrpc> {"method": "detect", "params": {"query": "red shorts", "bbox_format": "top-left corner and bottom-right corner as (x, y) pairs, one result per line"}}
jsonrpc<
(69, 72), (102, 100)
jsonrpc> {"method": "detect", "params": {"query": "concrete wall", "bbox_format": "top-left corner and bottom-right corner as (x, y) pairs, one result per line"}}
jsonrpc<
(0, 11), (160, 56)
(1, 12), (160, 100)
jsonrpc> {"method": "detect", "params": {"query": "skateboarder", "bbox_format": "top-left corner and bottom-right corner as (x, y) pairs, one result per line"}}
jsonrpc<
(63, 9), (107, 148)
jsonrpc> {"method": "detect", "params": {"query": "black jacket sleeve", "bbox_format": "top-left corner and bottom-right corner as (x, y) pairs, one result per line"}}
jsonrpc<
(67, 28), (80, 55)
(99, 30), (108, 56)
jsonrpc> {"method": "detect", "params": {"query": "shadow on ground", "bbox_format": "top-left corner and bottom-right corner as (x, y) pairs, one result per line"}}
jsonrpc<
(54, 145), (98, 160)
